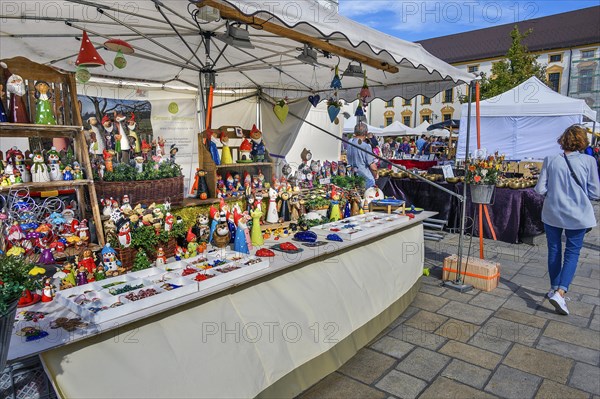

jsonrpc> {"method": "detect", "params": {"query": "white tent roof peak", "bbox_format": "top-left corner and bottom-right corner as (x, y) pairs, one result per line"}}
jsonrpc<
(463, 76), (596, 121)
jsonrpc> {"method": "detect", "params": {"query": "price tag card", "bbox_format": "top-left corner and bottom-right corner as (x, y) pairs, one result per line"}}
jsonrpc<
(319, 178), (331, 185)
(441, 165), (454, 179)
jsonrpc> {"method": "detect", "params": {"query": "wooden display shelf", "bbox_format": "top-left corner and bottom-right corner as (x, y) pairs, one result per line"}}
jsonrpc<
(216, 162), (273, 169)
(53, 244), (103, 261)
(0, 179), (94, 193)
(0, 123), (82, 138)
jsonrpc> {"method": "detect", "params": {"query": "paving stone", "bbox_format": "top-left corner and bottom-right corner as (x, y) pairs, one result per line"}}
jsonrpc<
(388, 325), (448, 351)
(535, 379), (590, 399)
(569, 285), (600, 297)
(338, 348), (396, 384)
(438, 340), (502, 370)
(437, 301), (494, 325)
(485, 287), (514, 298)
(400, 305), (420, 319)
(468, 292), (508, 310)
(571, 276), (600, 290)
(481, 317), (541, 346)
(503, 344), (573, 383)
(570, 362), (600, 395)
(544, 321), (600, 350)
(403, 310), (448, 332)
(419, 283), (447, 296)
(468, 330), (514, 355)
(299, 372), (387, 399)
(370, 336), (414, 360)
(440, 289), (476, 303)
(536, 336), (600, 366)
(395, 347), (450, 382)
(502, 295), (540, 314)
(581, 295), (600, 307)
(375, 370), (427, 399)
(419, 377), (497, 399)
(485, 365), (542, 399)
(434, 319), (480, 342)
(535, 307), (592, 329)
(590, 315), (600, 332)
(511, 274), (551, 290)
(412, 292), (449, 312)
(441, 359), (491, 389)
(518, 265), (548, 278)
(494, 308), (547, 329)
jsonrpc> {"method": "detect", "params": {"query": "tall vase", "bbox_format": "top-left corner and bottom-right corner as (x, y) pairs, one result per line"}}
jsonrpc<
(0, 299), (19, 371)
(470, 184), (495, 204)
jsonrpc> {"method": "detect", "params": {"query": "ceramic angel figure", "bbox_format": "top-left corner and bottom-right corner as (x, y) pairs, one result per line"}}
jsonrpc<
(266, 188), (279, 224)
(34, 81), (57, 125)
(30, 151), (50, 183)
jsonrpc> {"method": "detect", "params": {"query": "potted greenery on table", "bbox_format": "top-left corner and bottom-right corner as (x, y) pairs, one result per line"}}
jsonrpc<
(0, 254), (34, 371)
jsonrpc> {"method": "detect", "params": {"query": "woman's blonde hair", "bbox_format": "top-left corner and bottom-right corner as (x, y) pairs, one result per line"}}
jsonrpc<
(557, 125), (589, 152)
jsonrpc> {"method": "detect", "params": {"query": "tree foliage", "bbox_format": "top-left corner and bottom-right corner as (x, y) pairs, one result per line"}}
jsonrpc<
(460, 26), (547, 102)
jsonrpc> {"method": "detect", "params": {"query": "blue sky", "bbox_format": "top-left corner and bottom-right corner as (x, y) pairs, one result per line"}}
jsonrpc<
(339, 1), (599, 41)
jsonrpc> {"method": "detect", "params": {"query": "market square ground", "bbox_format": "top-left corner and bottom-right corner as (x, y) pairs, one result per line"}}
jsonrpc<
(298, 204), (600, 399)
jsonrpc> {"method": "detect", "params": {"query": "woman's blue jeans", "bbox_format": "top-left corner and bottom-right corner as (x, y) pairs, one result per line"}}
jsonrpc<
(544, 223), (587, 292)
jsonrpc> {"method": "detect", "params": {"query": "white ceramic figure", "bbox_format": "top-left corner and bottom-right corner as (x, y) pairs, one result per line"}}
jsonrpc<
(266, 187), (279, 224)
(30, 151), (50, 183)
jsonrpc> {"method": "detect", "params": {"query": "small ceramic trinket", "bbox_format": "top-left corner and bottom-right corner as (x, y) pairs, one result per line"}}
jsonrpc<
(326, 233), (343, 242)
(30, 150), (50, 183)
(155, 247), (167, 266)
(293, 230), (318, 243)
(41, 278), (54, 302)
(255, 248), (275, 257)
(266, 188), (279, 224)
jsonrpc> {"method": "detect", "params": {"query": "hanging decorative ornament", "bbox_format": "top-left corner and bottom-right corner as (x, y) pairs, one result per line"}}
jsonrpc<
(308, 94), (320, 108)
(273, 98), (289, 124)
(75, 66), (91, 83)
(75, 31), (106, 68)
(360, 70), (371, 101)
(327, 98), (341, 123)
(330, 65), (342, 90)
(355, 99), (365, 117)
(104, 38), (134, 69)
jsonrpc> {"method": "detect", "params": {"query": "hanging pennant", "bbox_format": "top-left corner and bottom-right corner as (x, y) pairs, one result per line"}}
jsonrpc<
(330, 65), (342, 90)
(273, 99), (289, 124)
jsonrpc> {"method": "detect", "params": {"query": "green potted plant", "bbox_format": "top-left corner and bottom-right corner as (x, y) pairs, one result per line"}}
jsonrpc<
(0, 254), (34, 370)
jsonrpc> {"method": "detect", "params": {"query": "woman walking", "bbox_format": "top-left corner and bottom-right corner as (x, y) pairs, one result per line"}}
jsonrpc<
(535, 125), (600, 315)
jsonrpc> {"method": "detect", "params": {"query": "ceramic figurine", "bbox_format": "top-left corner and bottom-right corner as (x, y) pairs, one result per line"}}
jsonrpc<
(208, 205), (219, 244)
(40, 278), (55, 302)
(39, 245), (55, 265)
(0, 83), (7, 122)
(62, 165), (74, 181)
(31, 151), (50, 183)
(329, 187), (341, 222)
(191, 213), (210, 244)
(140, 139), (152, 161)
(34, 81), (57, 125)
(191, 168), (209, 199)
(289, 194), (300, 222)
(362, 186), (384, 209)
(250, 124), (266, 162)
(6, 147), (31, 183)
(250, 208), (264, 247)
(77, 219), (90, 244)
(6, 73), (29, 123)
(169, 144), (178, 164)
(100, 243), (121, 273)
(58, 262), (76, 289)
(88, 116), (105, 159)
(102, 115), (115, 151)
(238, 138), (253, 162)
(266, 188), (279, 224)
(114, 111), (130, 163)
(227, 209), (236, 243)
(155, 247), (167, 267)
(343, 199), (351, 219)
(350, 192), (362, 216)
(254, 191), (264, 220)
(245, 190), (255, 214)
(75, 264), (89, 286)
(120, 194), (132, 214)
(127, 113), (140, 153)
(257, 169), (265, 188)
(94, 265), (106, 281)
(174, 246), (185, 261)
(45, 147), (62, 181)
(277, 191), (291, 222)
(78, 248), (96, 274)
(213, 212), (231, 248)
(220, 132), (233, 164)
(116, 217), (131, 248)
(338, 162), (347, 176)
(164, 212), (174, 232)
(73, 162), (84, 180)
(233, 210), (252, 254)
(101, 198), (112, 217)
(205, 129), (221, 165)
(103, 150), (115, 173)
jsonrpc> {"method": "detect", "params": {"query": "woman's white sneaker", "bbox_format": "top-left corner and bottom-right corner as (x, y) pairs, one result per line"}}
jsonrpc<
(549, 292), (569, 315)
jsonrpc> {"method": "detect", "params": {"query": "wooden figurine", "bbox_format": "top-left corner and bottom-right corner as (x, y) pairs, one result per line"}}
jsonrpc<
(88, 116), (105, 159)
(115, 111), (131, 163)
(102, 115), (115, 151)
(127, 113), (140, 153)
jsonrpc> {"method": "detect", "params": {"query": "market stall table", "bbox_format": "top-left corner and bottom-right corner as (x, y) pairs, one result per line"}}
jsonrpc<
(377, 177), (544, 243)
(7, 212), (433, 399)
(389, 159), (438, 170)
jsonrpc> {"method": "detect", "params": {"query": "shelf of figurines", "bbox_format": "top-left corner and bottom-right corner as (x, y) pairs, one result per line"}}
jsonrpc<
(0, 178), (94, 193)
(55, 251), (269, 324)
(0, 122), (83, 138)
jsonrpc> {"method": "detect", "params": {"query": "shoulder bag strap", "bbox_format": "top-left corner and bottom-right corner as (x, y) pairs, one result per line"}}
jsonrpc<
(562, 153), (585, 191)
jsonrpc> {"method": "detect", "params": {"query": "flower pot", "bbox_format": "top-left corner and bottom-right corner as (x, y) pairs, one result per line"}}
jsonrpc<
(0, 299), (19, 371)
(470, 184), (495, 204)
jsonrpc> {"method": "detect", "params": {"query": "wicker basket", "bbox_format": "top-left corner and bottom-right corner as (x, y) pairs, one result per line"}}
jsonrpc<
(115, 237), (177, 270)
(95, 176), (184, 207)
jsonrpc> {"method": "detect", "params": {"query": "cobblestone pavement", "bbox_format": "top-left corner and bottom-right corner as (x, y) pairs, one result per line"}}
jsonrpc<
(298, 205), (600, 399)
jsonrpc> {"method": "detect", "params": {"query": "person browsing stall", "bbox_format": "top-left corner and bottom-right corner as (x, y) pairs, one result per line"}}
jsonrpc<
(535, 125), (600, 315)
(416, 134), (427, 155)
(347, 122), (378, 188)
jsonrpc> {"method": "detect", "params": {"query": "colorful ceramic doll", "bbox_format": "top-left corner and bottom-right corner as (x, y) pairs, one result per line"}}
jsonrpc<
(220, 132), (233, 164)
(266, 188), (279, 224)
(115, 111), (130, 163)
(250, 208), (264, 247)
(103, 150), (114, 173)
(34, 81), (57, 125)
(205, 130), (221, 165)
(75, 264), (89, 286)
(164, 212), (174, 232)
(227, 210), (236, 243)
(41, 278), (54, 302)
(88, 116), (105, 159)
(116, 217), (132, 248)
(277, 191), (291, 222)
(102, 115), (115, 151)
(155, 247), (167, 267)
(39, 245), (55, 265)
(7, 147), (31, 183)
(77, 219), (90, 244)
(127, 113), (141, 153)
(73, 162), (84, 180)
(62, 165), (74, 181)
(329, 187), (341, 222)
(192, 169), (209, 199)
(133, 156), (144, 174)
(212, 212), (231, 248)
(174, 246), (185, 261)
(120, 194), (132, 214)
(101, 243), (121, 273)
(78, 249), (96, 274)
(289, 194), (300, 222)
(46, 147), (62, 181)
(6, 73), (29, 123)
(208, 205), (219, 244)
(250, 124), (266, 162)
(94, 265), (106, 281)
(233, 210), (252, 254)
(31, 151), (50, 183)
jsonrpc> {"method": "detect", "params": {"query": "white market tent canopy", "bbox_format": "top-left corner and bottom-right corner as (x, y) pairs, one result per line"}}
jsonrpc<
(457, 77), (597, 159)
(343, 116), (382, 135)
(380, 121), (408, 136)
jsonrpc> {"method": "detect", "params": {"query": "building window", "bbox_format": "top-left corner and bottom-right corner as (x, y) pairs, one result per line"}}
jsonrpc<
(403, 98), (411, 106)
(549, 54), (562, 63)
(385, 117), (393, 126)
(468, 65), (479, 73)
(578, 69), (593, 92)
(548, 72), (561, 92)
(581, 49), (595, 59)
(403, 116), (411, 127)
(385, 100), (394, 108)
(443, 114), (452, 121)
(421, 115), (431, 123)
(421, 96), (431, 105)
(443, 88), (453, 103)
